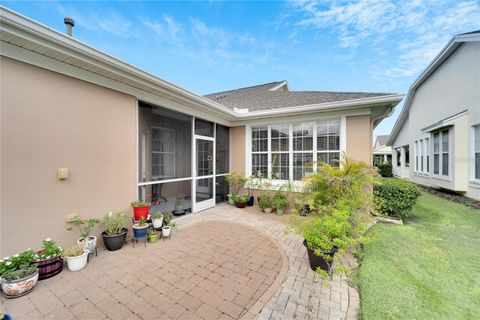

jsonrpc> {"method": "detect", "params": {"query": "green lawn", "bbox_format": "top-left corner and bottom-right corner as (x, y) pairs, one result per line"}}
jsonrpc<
(354, 192), (480, 320)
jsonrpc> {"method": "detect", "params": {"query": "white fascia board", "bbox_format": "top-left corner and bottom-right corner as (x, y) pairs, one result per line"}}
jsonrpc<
(234, 94), (404, 121)
(387, 32), (480, 146)
(268, 81), (288, 91)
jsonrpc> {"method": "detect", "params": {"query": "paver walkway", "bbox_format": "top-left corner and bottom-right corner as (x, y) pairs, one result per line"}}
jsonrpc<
(1, 204), (359, 320)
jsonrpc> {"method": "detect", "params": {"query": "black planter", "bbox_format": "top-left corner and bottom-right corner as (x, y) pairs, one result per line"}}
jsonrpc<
(303, 239), (337, 272)
(102, 228), (128, 251)
(247, 196), (254, 206)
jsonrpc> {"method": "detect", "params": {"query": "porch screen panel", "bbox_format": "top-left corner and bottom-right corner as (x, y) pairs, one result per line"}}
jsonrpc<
(138, 103), (192, 183)
(216, 124), (230, 174)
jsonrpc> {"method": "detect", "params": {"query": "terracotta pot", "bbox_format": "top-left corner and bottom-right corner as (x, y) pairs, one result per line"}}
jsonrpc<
(236, 201), (247, 208)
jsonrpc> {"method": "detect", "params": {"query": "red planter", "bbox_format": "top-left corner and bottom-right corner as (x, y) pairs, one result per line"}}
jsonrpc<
(133, 206), (150, 221)
(33, 252), (63, 280)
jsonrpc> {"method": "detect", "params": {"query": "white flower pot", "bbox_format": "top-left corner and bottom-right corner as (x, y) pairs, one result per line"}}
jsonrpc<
(152, 218), (163, 229)
(227, 194), (235, 205)
(264, 208), (273, 213)
(162, 226), (171, 237)
(77, 236), (97, 254)
(66, 252), (88, 272)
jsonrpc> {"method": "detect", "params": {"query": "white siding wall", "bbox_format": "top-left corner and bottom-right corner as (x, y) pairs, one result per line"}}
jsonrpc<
(392, 42), (480, 200)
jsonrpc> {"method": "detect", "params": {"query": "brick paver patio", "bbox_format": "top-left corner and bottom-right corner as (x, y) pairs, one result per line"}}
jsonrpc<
(1, 204), (359, 320)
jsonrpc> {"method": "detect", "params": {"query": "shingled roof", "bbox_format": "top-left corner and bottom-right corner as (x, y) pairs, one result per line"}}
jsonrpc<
(204, 81), (394, 111)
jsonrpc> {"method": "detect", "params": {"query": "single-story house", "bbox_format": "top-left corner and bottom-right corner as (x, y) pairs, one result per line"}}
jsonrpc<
(372, 135), (392, 166)
(0, 7), (403, 256)
(388, 30), (480, 200)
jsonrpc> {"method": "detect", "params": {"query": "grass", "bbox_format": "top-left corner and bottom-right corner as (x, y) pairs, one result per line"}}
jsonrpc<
(354, 192), (480, 320)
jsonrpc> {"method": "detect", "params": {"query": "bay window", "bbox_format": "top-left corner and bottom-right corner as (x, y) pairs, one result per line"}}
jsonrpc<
(249, 119), (342, 181)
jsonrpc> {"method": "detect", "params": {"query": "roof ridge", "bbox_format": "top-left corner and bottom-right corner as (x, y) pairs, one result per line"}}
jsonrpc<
(204, 81), (286, 96)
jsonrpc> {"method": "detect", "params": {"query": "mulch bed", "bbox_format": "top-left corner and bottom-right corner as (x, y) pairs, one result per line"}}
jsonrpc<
(420, 186), (480, 210)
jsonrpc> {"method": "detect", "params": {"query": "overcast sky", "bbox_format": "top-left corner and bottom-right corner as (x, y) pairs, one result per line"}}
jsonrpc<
(3, 0), (480, 139)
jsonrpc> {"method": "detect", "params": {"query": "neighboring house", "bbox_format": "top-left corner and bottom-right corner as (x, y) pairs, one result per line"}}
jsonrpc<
(372, 135), (392, 165)
(0, 7), (403, 255)
(388, 30), (480, 200)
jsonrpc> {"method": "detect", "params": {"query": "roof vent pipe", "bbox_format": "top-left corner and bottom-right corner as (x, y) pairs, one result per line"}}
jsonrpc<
(64, 17), (75, 36)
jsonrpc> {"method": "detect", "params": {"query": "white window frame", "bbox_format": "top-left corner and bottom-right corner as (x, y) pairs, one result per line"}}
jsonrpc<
(245, 116), (346, 186)
(251, 125), (269, 178)
(432, 129), (451, 180)
(414, 138), (429, 176)
(471, 124), (480, 184)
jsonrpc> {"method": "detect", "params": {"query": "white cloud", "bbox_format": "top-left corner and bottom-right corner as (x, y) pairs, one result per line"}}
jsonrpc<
(284, 0), (480, 79)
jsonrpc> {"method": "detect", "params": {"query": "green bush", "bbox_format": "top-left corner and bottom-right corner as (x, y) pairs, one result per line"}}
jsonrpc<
(374, 179), (421, 219)
(377, 163), (393, 177)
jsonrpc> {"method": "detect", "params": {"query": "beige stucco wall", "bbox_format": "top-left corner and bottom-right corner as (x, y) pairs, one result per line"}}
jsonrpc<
(346, 115), (371, 164)
(1, 57), (137, 256)
(231, 126), (246, 173)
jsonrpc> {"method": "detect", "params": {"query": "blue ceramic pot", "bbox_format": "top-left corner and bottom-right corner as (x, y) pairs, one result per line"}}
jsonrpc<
(133, 226), (148, 238)
(247, 196), (254, 206)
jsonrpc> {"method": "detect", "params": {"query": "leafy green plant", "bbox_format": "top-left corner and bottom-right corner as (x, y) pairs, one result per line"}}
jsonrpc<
(63, 243), (85, 258)
(225, 172), (247, 195)
(163, 212), (173, 226)
(374, 178), (421, 219)
(34, 239), (63, 260)
(258, 193), (272, 209)
(1, 265), (37, 281)
(66, 216), (100, 238)
(233, 194), (250, 204)
(175, 197), (183, 206)
(102, 211), (128, 236)
(0, 249), (36, 280)
(137, 216), (147, 227)
(131, 201), (151, 208)
(272, 192), (288, 210)
(150, 211), (163, 220)
(305, 156), (379, 212)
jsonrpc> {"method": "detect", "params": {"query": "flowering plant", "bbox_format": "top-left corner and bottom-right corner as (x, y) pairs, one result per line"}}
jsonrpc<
(33, 238), (63, 261)
(0, 249), (37, 281)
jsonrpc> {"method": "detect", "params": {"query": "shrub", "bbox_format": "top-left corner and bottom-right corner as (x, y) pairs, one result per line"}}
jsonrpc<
(258, 193), (272, 209)
(272, 192), (288, 210)
(34, 239), (63, 260)
(374, 179), (421, 219)
(131, 201), (150, 207)
(63, 243), (85, 258)
(377, 163), (393, 177)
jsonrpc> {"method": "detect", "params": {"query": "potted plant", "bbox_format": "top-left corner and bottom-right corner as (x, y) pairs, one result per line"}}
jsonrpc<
(32, 239), (63, 280)
(175, 196), (184, 212)
(131, 200), (151, 221)
(170, 221), (177, 234)
(161, 212), (172, 237)
(66, 215), (100, 254)
(225, 172), (247, 205)
(150, 211), (163, 229)
(273, 192), (288, 215)
(63, 243), (88, 272)
(101, 211), (128, 251)
(133, 216), (149, 238)
(258, 192), (273, 213)
(233, 194), (250, 208)
(0, 249), (39, 298)
(245, 176), (257, 206)
(147, 230), (158, 243)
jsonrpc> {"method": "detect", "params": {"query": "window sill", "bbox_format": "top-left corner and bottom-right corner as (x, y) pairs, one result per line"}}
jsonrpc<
(413, 172), (430, 177)
(431, 175), (452, 182)
(469, 180), (480, 189)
